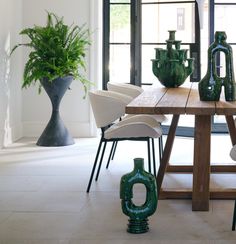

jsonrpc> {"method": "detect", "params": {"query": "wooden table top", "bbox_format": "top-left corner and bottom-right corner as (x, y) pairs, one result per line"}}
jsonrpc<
(126, 83), (236, 116)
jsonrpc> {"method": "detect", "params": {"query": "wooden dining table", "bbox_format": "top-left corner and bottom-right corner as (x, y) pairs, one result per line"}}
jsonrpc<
(126, 83), (236, 211)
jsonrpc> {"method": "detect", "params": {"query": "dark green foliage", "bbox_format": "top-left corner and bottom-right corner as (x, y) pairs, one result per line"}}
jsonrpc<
(11, 12), (91, 96)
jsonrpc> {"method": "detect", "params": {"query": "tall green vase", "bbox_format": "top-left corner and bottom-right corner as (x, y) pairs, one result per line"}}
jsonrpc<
(198, 31), (236, 101)
(120, 158), (158, 234)
(152, 30), (194, 88)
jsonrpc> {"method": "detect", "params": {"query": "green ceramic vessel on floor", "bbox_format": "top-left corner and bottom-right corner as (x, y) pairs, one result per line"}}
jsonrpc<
(120, 158), (158, 234)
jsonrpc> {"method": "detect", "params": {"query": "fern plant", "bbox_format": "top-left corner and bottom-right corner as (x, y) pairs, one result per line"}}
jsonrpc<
(11, 12), (91, 96)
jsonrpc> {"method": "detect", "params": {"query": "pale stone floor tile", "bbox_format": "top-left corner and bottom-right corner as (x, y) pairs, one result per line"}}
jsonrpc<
(149, 211), (236, 240)
(0, 176), (43, 192)
(0, 213), (82, 239)
(212, 241), (236, 244)
(0, 240), (70, 244)
(0, 191), (89, 213)
(38, 175), (90, 192)
(212, 200), (235, 213)
(156, 199), (196, 213)
(0, 212), (12, 225)
(69, 240), (236, 244)
(0, 137), (235, 243)
(71, 194), (235, 241)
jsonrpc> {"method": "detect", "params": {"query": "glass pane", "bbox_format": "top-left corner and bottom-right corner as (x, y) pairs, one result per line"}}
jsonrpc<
(214, 3), (236, 128)
(214, 45), (236, 82)
(215, 5), (236, 43)
(142, 0), (191, 2)
(232, 45), (236, 74)
(213, 45), (236, 97)
(178, 115), (194, 127)
(142, 44), (162, 86)
(110, 4), (130, 43)
(142, 3), (195, 43)
(157, 114), (194, 128)
(215, 0), (236, 3)
(219, 51), (226, 78)
(109, 44), (130, 83)
(200, 0), (209, 77)
(111, 0), (130, 3)
(214, 115), (226, 124)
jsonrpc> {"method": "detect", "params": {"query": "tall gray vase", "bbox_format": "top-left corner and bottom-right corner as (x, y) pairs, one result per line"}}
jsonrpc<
(36, 76), (75, 147)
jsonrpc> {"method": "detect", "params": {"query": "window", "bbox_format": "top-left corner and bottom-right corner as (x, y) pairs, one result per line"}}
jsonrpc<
(103, 0), (201, 89)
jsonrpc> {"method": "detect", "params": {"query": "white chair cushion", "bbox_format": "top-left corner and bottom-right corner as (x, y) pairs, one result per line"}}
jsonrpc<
(104, 121), (162, 139)
(124, 114), (167, 123)
(120, 114), (161, 127)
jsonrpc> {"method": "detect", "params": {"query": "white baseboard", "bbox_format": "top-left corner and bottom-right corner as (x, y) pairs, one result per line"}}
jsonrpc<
(0, 123), (22, 148)
(12, 124), (23, 141)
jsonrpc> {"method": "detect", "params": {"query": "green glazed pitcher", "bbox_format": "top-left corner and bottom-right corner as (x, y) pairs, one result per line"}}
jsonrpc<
(120, 158), (158, 234)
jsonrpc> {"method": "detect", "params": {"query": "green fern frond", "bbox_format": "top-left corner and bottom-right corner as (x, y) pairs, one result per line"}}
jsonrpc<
(11, 11), (91, 97)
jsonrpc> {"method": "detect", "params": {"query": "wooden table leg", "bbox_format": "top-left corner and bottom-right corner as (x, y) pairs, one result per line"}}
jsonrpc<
(157, 114), (180, 195)
(192, 115), (211, 211)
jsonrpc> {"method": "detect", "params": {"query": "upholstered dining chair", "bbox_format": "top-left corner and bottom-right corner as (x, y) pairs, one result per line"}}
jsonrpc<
(87, 90), (162, 192)
(107, 82), (167, 123)
(107, 82), (144, 98)
(230, 145), (236, 230)
(107, 81), (167, 162)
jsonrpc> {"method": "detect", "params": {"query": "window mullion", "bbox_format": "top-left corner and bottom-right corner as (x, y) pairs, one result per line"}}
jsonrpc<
(131, 0), (142, 86)
(103, 0), (110, 90)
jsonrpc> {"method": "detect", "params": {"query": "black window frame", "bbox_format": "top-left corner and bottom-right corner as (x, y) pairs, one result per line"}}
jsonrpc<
(103, 0), (201, 87)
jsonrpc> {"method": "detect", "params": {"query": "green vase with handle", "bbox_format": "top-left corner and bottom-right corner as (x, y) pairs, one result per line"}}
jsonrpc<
(120, 158), (158, 234)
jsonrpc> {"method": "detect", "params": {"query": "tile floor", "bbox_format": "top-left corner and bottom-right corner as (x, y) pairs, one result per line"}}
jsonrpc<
(0, 135), (235, 243)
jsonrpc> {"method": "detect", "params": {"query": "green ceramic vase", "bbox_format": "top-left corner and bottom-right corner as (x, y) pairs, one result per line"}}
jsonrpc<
(152, 30), (194, 88)
(120, 158), (158, 234)
(198, 31), (236, 101)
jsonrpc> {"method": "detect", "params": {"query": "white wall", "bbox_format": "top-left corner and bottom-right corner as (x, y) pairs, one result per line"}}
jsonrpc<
(0, 0), (23, 148)
(21, 0), (101, 138)
(0, 0), (101, 148)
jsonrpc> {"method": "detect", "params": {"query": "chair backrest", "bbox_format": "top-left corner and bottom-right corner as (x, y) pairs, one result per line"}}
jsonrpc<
(107, 82), (143, 98)
(89, 90), (133, 128)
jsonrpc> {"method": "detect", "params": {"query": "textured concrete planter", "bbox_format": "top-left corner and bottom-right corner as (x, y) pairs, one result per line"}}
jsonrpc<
(36, 76), (75, 147)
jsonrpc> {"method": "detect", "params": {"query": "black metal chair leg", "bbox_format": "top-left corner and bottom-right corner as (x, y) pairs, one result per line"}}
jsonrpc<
(161, 135), (164, 155)
(151, 138), (156, 177)
(158, 136), (163, 162)
(106, 141), (116, 169)
(111, 141), (118, 160)
(86, 138), (103, 193)
(95, 141), (107, 181)
(232, 200), (236, 231)
(147, 139), (151, 173)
